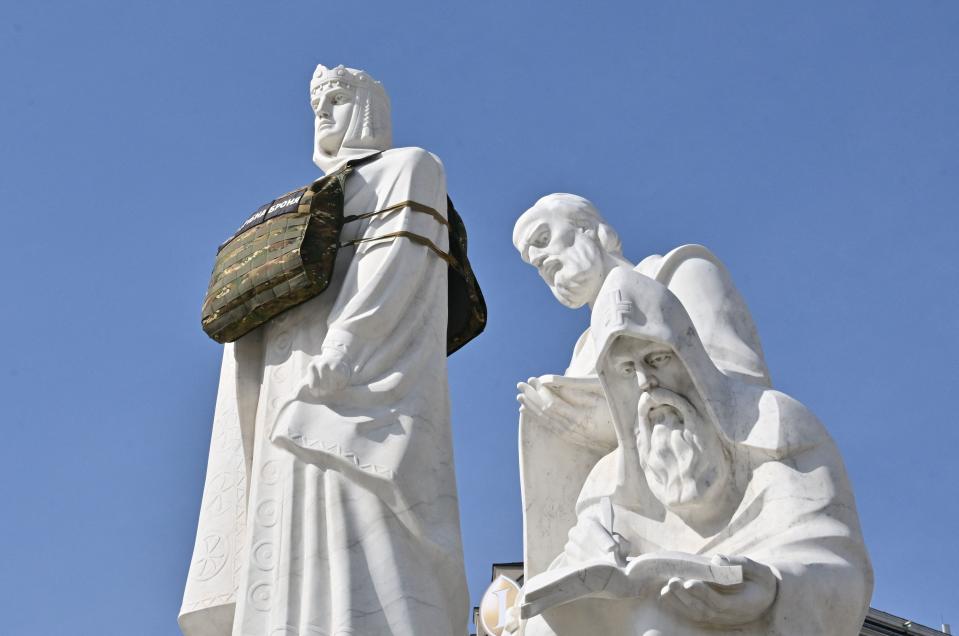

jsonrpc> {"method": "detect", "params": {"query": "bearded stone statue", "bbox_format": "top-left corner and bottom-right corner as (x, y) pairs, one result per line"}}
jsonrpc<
(510, 196), (872, 635)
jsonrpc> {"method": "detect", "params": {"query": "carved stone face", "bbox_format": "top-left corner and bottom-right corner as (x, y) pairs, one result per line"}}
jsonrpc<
(604, 335), (731, 513)
(311, 83), (356, 156)
(516, 208), (607, 308)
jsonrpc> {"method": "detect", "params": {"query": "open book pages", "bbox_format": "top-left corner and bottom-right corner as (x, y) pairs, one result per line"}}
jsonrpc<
(521, 552), (743, 619)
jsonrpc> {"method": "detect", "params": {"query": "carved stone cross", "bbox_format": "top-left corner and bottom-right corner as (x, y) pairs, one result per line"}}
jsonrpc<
(603, 289), (633, 328)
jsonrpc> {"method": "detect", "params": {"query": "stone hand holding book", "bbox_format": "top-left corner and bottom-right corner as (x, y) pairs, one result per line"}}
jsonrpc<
(520, 550), (743, 619)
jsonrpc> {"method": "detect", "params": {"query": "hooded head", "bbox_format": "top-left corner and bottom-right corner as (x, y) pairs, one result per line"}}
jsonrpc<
(591, 268), (743, 519)
(310, 64), (392, 173)
(512, 194), (626, 308)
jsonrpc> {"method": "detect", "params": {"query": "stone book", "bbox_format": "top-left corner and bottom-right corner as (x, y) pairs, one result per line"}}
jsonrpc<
(520, 552), (743, 619)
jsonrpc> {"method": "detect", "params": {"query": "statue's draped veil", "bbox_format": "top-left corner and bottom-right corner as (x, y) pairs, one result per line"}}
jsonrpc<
(311, 64), (393, 174)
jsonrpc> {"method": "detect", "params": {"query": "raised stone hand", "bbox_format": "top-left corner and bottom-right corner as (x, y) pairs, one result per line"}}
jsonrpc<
(517, 376), (617, 453)
(562, 512), (631, 566)
(302, 346), (352, 396)
(516, 376), (581, 425)
(659, 555), (777, 626)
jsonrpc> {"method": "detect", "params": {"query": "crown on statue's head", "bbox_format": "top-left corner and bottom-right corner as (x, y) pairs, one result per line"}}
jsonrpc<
(310, 64), (382, 95)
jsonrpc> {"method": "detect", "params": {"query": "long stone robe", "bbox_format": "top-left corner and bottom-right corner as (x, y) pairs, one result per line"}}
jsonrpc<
(533, 390), (873, 636)
(180, 147), (469, 636)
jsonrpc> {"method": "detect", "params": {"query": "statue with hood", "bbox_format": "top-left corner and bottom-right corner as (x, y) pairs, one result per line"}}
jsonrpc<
(510, 196), (872, 634)
(179, 65), (469, 636)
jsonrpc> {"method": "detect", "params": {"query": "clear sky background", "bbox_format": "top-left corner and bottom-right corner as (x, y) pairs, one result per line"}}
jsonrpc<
(2, 1), (957, 633)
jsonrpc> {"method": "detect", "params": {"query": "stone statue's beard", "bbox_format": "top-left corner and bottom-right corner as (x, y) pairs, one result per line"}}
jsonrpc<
(637, 389), (729, 511)
(547, 235), (603, 308)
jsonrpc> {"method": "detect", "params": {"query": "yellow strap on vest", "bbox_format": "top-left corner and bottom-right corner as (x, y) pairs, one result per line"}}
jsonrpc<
(341, 231), (456, 267)
(343, 200), (449, 227)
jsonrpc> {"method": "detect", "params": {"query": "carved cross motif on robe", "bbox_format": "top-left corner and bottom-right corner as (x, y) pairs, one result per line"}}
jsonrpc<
(603, 290), (633, 328)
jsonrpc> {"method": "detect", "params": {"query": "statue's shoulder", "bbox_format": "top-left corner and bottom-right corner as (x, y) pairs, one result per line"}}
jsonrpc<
(635, 244), (725, 282)
(752, 388), (832, 458)
(648, 244), (723, 280)
(380, 146), (445, 175)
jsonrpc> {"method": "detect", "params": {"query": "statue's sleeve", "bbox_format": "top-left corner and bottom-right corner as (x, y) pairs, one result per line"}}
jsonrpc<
(729, 441), (873, 635)
(323, 148), (449, 371)
(179, 336), (262, 636)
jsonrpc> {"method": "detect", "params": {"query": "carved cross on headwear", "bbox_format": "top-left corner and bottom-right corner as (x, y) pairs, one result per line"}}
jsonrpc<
(603, 289), (633, 328)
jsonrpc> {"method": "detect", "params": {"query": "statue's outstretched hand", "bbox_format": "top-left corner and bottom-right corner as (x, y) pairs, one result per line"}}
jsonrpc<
(660, 555), (777, 626)
(302, 347), (352, 397)
(516, 376), (586, 431)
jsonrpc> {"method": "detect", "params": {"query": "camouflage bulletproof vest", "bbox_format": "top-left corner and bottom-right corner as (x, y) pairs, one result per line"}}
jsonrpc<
(201, 153), (486, 355)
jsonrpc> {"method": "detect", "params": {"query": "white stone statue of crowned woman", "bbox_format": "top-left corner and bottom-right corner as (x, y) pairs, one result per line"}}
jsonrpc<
(179, 65), (469, 636)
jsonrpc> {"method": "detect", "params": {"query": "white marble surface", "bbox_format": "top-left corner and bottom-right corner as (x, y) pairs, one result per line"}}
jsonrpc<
(180, 65), (468, 636)
(511, 195), (872, 635)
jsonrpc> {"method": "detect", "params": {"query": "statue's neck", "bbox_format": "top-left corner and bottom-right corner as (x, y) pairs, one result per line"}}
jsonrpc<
(314, 146), (386, 175)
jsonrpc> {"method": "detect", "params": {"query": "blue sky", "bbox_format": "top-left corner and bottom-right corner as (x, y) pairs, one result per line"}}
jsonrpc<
(2, 1), (957, 633)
